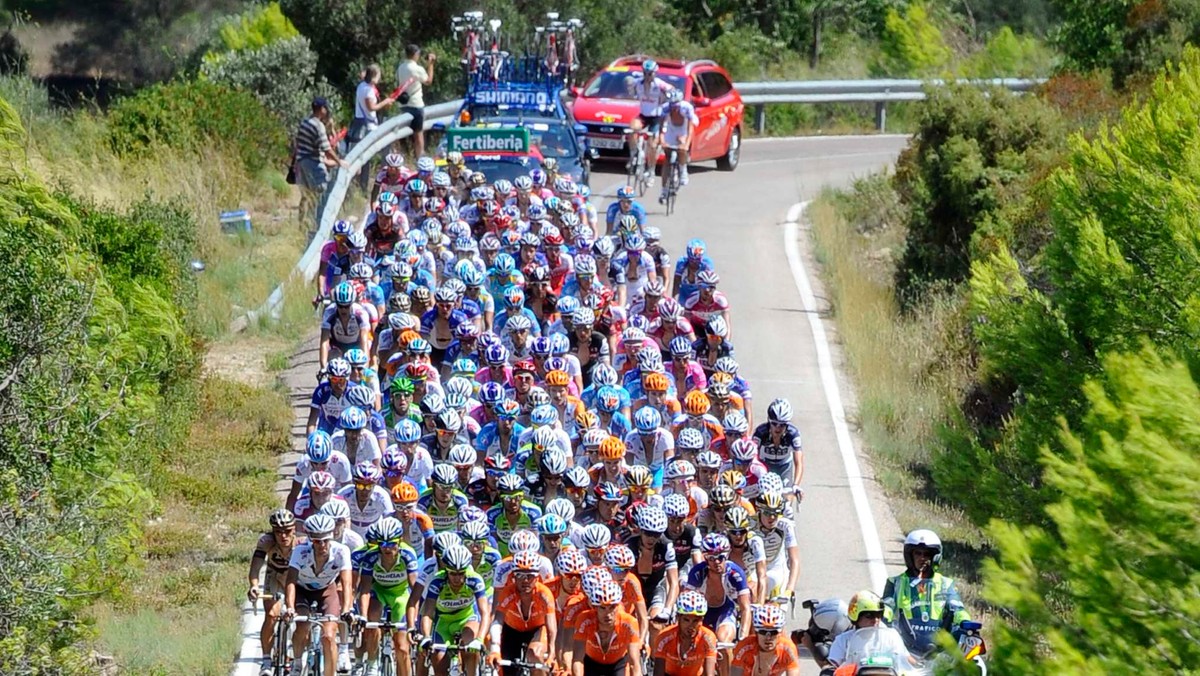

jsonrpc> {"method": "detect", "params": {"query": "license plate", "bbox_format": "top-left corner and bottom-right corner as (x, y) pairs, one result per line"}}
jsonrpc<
(589, 136), (625, 150)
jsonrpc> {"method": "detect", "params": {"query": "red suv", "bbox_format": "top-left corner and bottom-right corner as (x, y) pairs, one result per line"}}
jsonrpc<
(570, 56), (744, 170)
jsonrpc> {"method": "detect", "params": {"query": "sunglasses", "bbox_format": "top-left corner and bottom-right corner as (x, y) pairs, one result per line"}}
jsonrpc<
(354, 481), (375, 490)
(514, 572), (538, 580)
(756, 630), (780, 637)
(728, 529), (748, 536)
(542, 533), (563, 541)
(380, 541), (401, 549)
(705, 553), (728, 562)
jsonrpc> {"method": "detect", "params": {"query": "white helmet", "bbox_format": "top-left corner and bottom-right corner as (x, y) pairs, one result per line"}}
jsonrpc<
(903, 529), (943, 572)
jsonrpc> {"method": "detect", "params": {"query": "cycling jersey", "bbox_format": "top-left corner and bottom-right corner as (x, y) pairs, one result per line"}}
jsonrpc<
(396, 508), (435, 553)
(637, 76), (674, 117)
(605, 201), (648, 230)
(417, 490), (469, 532)
(653, 624), (718, 676)
(757, 518), (797, 571)
(322, 303), (372, 349)
(495, 581), (556, 631)
(293, 450), (353, 488)
(486, 502), (544, 556)
(667, 524), (701, 571)
(575, 608), (641, 664)
(625, 533), (678, 607)
(471, 546), (504, 590)
(684, 559), (749, 625)
(310, 382), (351, 434)
(752, 422), (803, 482)
(623, 429), (675, 475)
(335, 484), (395, 536)
(331, 429), (382, 465)
(289, 540), (352, 590)
(729, 635), (801, 676)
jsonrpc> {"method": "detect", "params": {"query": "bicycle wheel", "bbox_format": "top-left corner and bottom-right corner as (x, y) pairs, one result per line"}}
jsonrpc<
(381, 653), (394, 676)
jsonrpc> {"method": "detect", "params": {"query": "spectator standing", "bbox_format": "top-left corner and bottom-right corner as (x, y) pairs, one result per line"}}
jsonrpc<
(350, 64), (398, 191)
(395, 44), (436, 158)
(293, 97), (347, 227)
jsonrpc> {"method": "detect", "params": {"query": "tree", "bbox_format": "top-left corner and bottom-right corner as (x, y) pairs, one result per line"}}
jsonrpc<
(278, 0), (409, 91)
(983, 345), (1200, 674)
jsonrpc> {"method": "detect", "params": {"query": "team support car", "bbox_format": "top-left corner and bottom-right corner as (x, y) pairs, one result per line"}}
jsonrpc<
(570, 55), (744, 170)
(438, 119), (590, 186)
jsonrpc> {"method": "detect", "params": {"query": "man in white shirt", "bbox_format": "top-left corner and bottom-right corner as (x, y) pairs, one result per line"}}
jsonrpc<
(396, 44), (437, 157)
(828, 590), (917, 674)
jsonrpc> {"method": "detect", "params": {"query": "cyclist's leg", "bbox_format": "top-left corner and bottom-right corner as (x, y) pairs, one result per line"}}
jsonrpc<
(679, 143), (691, 185)
(261, 572), (284, 657)
(460, 618), (482, 676)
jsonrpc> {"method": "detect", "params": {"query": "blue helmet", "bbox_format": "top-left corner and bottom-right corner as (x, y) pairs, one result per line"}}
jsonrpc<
(634, 406), (662, 433)
(339, 406), (368, 431)
(306, 431), (334, 463)
(332, 281), (356, 306)
(394, 418), (422, 443)
(346, 384), (375, 410)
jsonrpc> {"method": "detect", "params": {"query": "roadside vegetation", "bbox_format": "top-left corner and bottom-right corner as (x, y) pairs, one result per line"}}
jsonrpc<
(811, 21), (1200, 673)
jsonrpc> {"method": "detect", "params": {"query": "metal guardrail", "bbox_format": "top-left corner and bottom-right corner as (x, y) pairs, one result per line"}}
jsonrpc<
(732, 77), (1045, 133)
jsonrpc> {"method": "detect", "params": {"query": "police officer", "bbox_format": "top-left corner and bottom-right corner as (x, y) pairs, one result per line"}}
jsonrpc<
(880, 529), (971, 658)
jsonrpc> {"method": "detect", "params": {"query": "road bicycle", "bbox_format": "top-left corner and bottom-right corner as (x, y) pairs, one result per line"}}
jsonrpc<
(419, 634), (479, 676)
(289, 613), (346, 676)
(624, 129), (651, 197)
(495, 656), (549, 676)
(662, 146), (683, 216)
(358, 612), (406, 676)
(268, 594), (292, 676)
(535, 13), (584, 86)
(451, 12), (485, 77)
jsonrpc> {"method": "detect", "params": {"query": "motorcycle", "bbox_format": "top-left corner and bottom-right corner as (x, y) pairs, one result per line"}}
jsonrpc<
(788, 598), (851, 672)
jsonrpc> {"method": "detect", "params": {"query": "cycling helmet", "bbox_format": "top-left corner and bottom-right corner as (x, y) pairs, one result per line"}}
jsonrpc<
(394, 419), (422, 444)
(676, 590), (708, 616)
(512, 550), (541, 573)
(848, 590), (885, 621)
(719, 470), (747, 492)
(662, 493), (690, 518)
(679, 429), (707, 453)
(767, 398), (794, 424)
(627, 465), (653, 488)
(339, 406), (368, 431)
(546, 497), (577, 523)
(604, 544), (636, 571)
(304, 514), (336, 540)
(758, 473), (784, 495)
(700, 532), (731, 555)
(545, 369), (570, 388)
(556, 296), (580, 317)
(513, 175), (534, 192)
(506, 314), (533, 334)
(448, 444), (477, 467)
(332, 281), (356, 306)
(530, 405), (558, 427)
(485, 343), (509, 366)
(708, 380), (731, 401)
(664, 459), (696, 481)
(319, 499), (351, 520)
(459, 505), (487, 526)
(724, 505), (752, 531)
(903, 529), (943, 571)
(496, 399), (522, 419)
(443, 544), (473, 572)
(408, 338), (432, 355)
(406, 178), (427, 196)
(269, 508), (296, 529)
(557, 548), (589, 575)
(595, 481), (624, 503)
(333, 219), (354, 238)
(531, 336), (552, 357)
(598, 436), (627, 461)
(531, 426), (559, 454)
(706, 315), (729, 338)
(510, 529), (540, 553)
(579, 523), (612, 549)
(592, 363), (618, 387)
(459, 520), (491, 542)
(349, 263), (374, 282)
(616, 185), (636, 200)
(477, 382), (504, 406)
(380, 449), (407, 475)
(563, 465), (591, 490)
(434, 408), (462, 433)
(497, 473), (526, 495)
(752, 604), (786, 630)
(642, 59), (658, 73)
(574, 255), (597, 276)
(346, 385), (375, 411)
(371, 517), (405, 544)
(537, 513), (569, 536)
(484, 453), (512, 473)
(573, 308), (596, 326)
(642, 372), (670, 393)
(756, 491), (785, 515)
(541, 449), (569, 476)
(415, 156), (435, 173)
(683, 391), (710, 416)
(668, 336), (693, 358)
(729, 438), (758, 462)
(625, 233), (646, 251)
(666, 88), (684, 105)
(633, 406), (662, 433)
(391, 481), (419, 504)
(306, 431), (334, 464)
(658, 298), (682, 321)
(431, 463), (457, 486)
(634, 505), (668, 534)
(432, 532), (463, 557)
(353, 462), (383, 484)
(444, 376), (474, 399)
(347, 232), (368, 251)
(709, 484), (737, 508)
(307, 471), (336, 492)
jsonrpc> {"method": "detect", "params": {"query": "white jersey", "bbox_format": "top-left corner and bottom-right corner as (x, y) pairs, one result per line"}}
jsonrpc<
(416, 556), (440, 588)
(289, 540), (352, 590)
(294, 451), (353, 488)
(335, 485), (395, 536)
(340, 527), (365, 552)
(637, 76), (674, 117)
(322, 303), (372, 346)
(757, 518), (797, 569)
(331, 429), (382, 465)
(663, 101), (699, 131)
(623, 429), (675, 471)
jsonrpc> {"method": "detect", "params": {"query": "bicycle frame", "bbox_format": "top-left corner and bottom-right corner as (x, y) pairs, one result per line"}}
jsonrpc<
(290, 614), (344, 676)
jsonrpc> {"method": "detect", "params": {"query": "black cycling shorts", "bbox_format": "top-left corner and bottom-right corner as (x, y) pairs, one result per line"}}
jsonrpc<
(500, 625), (538, 662)
(637, 114), (664, 134)
(584, 654), (627, 676)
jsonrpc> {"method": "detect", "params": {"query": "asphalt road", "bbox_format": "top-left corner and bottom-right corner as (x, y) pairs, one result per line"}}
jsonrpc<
(235, 134), (912, 676)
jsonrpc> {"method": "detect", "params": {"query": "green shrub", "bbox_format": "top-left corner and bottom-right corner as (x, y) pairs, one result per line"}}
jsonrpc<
(706, 26), (784, 81)
(872, 1), (952, 77)
(107, 80), (287, 173)
(209, 2), (299, 55)
(202, 35), (326, 125)
(962, 26), (1058, 77)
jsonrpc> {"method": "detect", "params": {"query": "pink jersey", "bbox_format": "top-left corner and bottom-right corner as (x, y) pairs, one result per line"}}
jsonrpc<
(683, 291), (730, 326)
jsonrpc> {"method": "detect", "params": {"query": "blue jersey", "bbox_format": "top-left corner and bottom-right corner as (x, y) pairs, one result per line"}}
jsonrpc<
(580, 383), (632, 411)
(606, 201), (648, 228)
(474, 421), (526, 457)
(310, 382), (350, 433)
(685, 560), (749, 608)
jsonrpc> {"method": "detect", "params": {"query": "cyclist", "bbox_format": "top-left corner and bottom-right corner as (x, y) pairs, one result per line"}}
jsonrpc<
(658, 89), (698, 203)
(752, 399), (804, 493)
(319, 498), (365, 553)
(553, 548), (591, 668)
(332, 406), (383, 467)
(320, 282), (373, 371)
(880, 530), (971, 659)
(419, 464), (470, 533)
(752, 492), (800, 606)
(416, 545), (491, 676)
(662, 493), (702, 577)
(488, 550), (558, 675)
(486, 473), (545, 556)
(652, 590), (717, 676)
(308, 358), (353, 436)
(248, 509), (296, 676)
(393, 418), (434, 490)
(289, 431), (352, 511)
(604, 544), (651, 642)
(627, 506), (679, 645)
(672, 239), (715, 304)
(336, 462), (394, 536)
(721, 506), (767, 604)
(356, 518), (420, 676)
(459, 519), (503, 594)
(626, 406), (675, 487)
(294, 471), (344, 522)
(684, 533), (751, 673)
(828, 591), (914, 674)
(729, 605), (801, 676)
(571, 580), (643, 676)
(283, 514), (355, 676)
(642, 228), (673, 296)
(630, 59), (674, 183)
(605, 186), (647, 236)
(391, 481), (435, 559)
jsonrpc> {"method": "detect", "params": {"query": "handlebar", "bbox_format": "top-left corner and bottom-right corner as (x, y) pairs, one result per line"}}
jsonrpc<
(497, 659), (548, 670)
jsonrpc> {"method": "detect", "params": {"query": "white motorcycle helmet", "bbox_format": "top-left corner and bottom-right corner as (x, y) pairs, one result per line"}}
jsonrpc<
(903, 529), (943, 572)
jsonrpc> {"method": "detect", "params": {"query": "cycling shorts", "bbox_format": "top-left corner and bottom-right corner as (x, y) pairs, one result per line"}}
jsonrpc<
(433, 609), (480, 646)
(662, 125), (690, 150)
(371, 585), (411, 627)
(766, 567), (789, 601)
(584, 654), (628, 676)
(637, 114), (664, 134)
(296, 584), (343, 618)
(703, 601), (738, 631)
(499, 624), (543, 662)
(648, 576), (670, 613)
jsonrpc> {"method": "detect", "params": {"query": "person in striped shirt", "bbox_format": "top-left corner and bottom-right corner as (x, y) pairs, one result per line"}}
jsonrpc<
(294, 97), (347, 225)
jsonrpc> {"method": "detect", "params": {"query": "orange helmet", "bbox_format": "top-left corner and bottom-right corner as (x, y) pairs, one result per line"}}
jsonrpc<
(390, 481), (419, 504)
(683, 390), (711, 416)
(598, 436), (627, 461)
(399, 329), (422, 348)
(576, 408), (600, 430)
(546, 369), (570, 387)
(643, 372), (670, 393)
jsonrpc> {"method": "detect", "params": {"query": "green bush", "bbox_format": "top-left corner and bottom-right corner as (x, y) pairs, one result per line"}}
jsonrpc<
(872, 1), (952, 77)
(208, 1), (299, 55)
(706, 26), (784, 81)
(202, 35), (327, 125)
(107, 80), (287, 173)
(962, 26), (1058, 77)
(892, 83), (1062, 309)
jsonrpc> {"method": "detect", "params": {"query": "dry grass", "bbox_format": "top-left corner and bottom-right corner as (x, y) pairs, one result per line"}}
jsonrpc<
(807, 184), (993, 604)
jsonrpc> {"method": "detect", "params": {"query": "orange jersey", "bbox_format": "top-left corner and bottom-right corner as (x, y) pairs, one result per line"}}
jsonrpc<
(730, 635), (801, 676)
(575, 608), (641, 664)
(653, 625), (718, 676)
(494, 581), (556, 632)
(617, 571), (645, 616)
(559, 592), (589, 631)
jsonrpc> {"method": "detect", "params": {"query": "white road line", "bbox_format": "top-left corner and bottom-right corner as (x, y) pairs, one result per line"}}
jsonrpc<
(784, 200), (889, 592)
(233, 603), (261, 676)
(741, 151), (900, 167)
(745, 133), (910, 143)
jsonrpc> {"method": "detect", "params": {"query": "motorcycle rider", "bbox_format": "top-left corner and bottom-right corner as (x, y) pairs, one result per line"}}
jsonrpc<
(828, 590), (915, 673)
(880, 530), (971, 658)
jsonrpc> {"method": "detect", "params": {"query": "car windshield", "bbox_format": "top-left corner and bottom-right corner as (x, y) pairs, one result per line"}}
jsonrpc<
(464, 156), (539, 183)
(583, 71), (686, 100)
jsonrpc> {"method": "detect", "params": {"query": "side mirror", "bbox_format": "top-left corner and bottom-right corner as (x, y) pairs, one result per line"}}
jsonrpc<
(573, 123), (588, 135)
(569, 86), (582, 98)
(694, 97), (712, 108)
